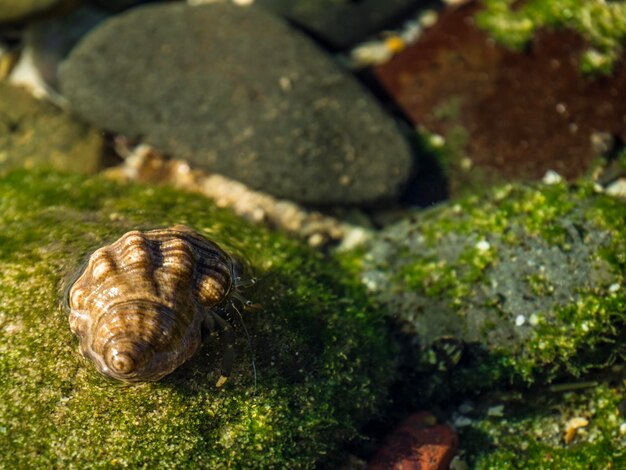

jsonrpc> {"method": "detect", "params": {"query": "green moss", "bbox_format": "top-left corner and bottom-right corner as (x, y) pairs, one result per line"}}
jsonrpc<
(476, 0), (626, 75)
(0, 169), (395, 468)
(459, 380), (626, 468)
(359, 180), (626, 398)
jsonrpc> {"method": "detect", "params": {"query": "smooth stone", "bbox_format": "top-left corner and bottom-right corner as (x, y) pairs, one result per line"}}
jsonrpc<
(0, 0), (62, 23)
(58, 2), (414, 205)
(256, 0), (428, 49)
(0, 82), (103, 173)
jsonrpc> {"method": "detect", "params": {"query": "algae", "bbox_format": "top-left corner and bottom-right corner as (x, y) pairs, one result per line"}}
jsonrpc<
(357, 180), (626, 397)
(0, 169), (394, 468)
(458, 377), (626, 469)
(476, 0), (626, 75)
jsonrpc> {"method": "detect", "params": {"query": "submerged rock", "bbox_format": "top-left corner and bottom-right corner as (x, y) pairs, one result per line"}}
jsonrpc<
(0, 169), (394, 468)
(59, 2), (414, 205)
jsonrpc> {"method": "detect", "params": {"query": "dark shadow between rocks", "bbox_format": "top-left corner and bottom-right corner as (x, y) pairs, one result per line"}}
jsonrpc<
(356, 67), (449, 209)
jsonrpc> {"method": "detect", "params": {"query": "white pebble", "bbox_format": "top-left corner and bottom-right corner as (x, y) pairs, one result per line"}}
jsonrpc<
(609, 283), (620, 293)
(349, 41), (393, 66)
(542, 170), (563, 185)
(515, 315), (526, 326)
(429, 133), (445, 147)
(606, 179), (626, 198)
(419, 10), (438, 28)
(476, 240), (490, 252)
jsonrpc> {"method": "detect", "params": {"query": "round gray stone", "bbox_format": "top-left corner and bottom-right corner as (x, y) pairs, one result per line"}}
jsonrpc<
(58, 2), (414, 205)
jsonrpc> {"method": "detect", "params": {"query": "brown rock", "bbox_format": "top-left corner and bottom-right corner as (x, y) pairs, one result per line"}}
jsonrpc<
(368, 412), (458, 470)
(373, 1), (626, 196)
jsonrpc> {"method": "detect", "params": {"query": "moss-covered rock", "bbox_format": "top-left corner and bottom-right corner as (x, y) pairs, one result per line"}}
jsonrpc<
(0, 170), (395, 468)
(353, 181), (626, 400)
(457, 376), (626, 469)
(476, 0), (626, 75)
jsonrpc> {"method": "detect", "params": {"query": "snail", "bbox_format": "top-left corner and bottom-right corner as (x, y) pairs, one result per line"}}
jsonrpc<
(67, 225), (255, 386)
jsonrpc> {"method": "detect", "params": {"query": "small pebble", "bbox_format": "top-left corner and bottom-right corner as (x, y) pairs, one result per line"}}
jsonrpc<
(369, 412), (458, 470)
(564, 417), (589, 444)
(606, 179), (626, 199)
(542, 170), (563, 185)
(515, 315), (526, 326)
(476, 239), (490, 252)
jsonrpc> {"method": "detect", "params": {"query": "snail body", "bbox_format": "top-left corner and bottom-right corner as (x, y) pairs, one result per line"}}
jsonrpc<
(68, 225), (247, 385)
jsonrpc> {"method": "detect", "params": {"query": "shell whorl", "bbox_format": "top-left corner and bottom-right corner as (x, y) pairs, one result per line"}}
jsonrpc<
(68, 225), (235, 382)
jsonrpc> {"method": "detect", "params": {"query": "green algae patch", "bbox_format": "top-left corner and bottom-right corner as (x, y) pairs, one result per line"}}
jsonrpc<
(358, 181), (626, 399)
(0, 169), (394, 468)
(476, 0), (626, 75)
(458, 378), (626, 469)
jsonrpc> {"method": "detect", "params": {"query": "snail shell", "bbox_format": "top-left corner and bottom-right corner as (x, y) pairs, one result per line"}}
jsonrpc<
(68, 225), (245, 384)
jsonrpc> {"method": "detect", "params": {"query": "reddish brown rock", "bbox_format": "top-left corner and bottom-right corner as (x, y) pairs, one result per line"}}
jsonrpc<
(373, 1), (626, 195)
(368, 412), (458, 470)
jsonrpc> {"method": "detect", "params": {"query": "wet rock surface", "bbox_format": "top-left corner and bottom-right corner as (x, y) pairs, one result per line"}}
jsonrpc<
(368, 411), (458, 470)
(3, 1), (626, 468)
(59, 2), (414, 205)
(0, 82), (103, 173)
(373, 1), (626, 195)
(359, 181), (626, 386)
(0, 169), (394, 468)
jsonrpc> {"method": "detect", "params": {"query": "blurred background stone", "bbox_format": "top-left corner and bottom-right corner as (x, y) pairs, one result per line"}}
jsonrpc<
(59, 2), (415, 205)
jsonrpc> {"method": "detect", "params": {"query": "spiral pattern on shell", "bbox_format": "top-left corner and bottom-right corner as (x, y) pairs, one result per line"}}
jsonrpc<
(68, 225), (239, 383)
